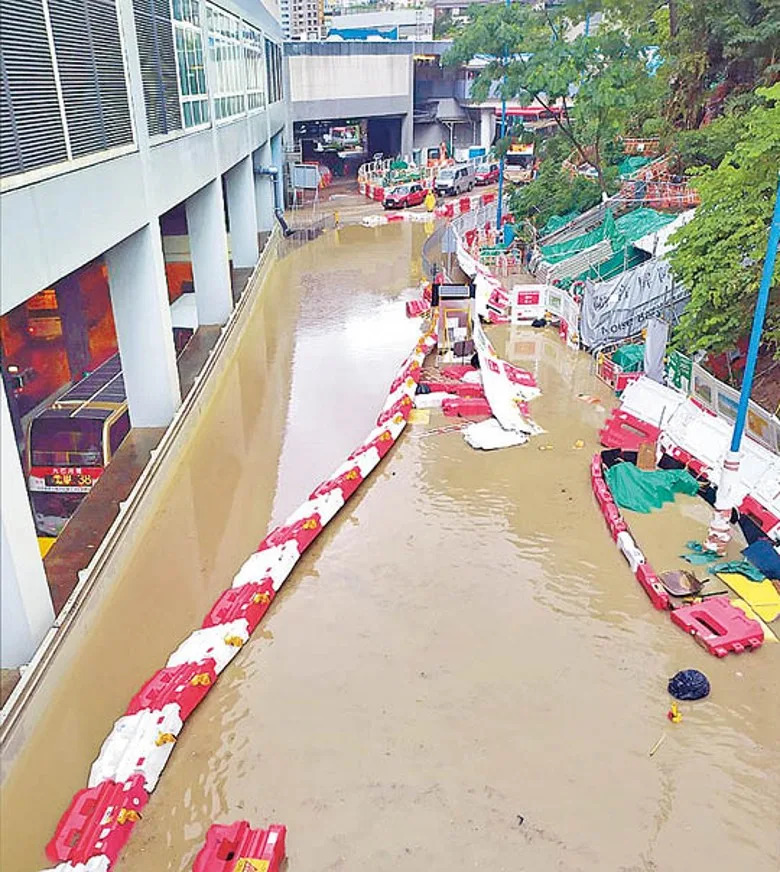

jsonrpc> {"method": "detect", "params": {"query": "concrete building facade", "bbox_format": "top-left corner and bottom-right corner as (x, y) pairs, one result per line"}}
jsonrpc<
(0, 0), (286, 668)
(280, 0), (325, 40)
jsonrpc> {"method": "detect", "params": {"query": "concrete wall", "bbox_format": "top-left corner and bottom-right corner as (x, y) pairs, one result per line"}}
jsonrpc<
(288, 53), (410, 103)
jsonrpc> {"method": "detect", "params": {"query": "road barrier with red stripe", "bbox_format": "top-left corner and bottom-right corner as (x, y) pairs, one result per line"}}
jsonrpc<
(192, 821), (287, 872)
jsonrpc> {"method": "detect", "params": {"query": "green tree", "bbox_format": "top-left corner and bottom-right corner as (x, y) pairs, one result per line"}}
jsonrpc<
(668, 84), (780, 355)
(447, 4), (660, 194)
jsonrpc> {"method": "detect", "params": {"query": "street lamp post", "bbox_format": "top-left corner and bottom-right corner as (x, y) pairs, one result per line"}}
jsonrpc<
(495, 0), (511, 233)
(704, 171), (780, 553)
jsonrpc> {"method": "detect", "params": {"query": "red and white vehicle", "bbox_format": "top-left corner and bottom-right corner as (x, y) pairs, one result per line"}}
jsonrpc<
(383, 182), (427, 209)
(475, 161), (500, 185)
(26, 354), (129, 536)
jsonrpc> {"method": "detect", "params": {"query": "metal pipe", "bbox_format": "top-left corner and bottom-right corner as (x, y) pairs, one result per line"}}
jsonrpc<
(495, 0), (511, 230)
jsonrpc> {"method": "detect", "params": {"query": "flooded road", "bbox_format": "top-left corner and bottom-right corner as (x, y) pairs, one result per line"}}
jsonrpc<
(3, 223), (779, 871)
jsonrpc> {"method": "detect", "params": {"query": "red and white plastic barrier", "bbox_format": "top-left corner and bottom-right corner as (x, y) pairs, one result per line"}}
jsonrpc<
(43, 323), (438, 872)
(193, 821), (286, 872)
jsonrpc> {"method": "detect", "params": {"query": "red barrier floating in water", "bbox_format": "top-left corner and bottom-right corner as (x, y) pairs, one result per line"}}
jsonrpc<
(670, 596), (763, 657)
(635, 563), (669, 611)
(441, 396), (493, 419)
(192, 821), (287, 872)
(126, 660), (218, 721)
(599, 409), (661, 452)
(46, 776), (148, 866)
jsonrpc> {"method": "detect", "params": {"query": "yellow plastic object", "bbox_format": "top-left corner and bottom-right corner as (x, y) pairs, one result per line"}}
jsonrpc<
(717, 572), (780, 623)
(667, 702), (682, 723)
(409, 409), (430, 425)
(38, 537), (56, 558)
(730, 599), (778, 643)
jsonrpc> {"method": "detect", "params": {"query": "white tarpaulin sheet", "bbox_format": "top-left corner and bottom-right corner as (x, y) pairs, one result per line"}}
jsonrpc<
(580, 258), (689, 350)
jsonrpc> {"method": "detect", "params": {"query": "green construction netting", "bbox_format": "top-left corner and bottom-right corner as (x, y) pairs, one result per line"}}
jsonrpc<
(611, 343), (644, 372)
(540, 210), (580, 236)
(541, 208), (676, 266)
(569, 245), (649, 284)
(541, 210), (622, 264)
(618, 155), (651, 178)
(605, 463), (701, 513)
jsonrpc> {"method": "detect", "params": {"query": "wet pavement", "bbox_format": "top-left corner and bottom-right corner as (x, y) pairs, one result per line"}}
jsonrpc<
(2, 222), (778, 872)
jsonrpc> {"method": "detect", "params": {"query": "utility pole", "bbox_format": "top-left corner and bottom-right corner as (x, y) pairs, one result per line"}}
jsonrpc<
(495, 0), (511, 233)
(704, 172), (780, 553)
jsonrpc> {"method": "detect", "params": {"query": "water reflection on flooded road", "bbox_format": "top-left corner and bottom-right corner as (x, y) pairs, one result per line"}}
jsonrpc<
(3, 223), (778, 872)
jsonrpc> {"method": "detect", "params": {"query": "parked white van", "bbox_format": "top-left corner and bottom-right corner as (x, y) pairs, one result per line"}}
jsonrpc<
(434, 163), (476, 197)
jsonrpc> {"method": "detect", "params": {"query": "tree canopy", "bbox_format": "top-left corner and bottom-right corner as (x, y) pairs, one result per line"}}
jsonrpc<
(668, 84), (780, 354)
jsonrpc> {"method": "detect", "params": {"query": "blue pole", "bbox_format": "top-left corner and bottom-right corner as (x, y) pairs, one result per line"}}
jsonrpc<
(496, 0), (511, 232)
(729, 172), (780, 453)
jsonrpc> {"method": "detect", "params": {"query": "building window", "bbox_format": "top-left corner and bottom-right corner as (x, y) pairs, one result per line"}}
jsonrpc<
(172, 0), (209, 127)
(243, 23), (265, 112)
(133, 0), (182, 137)
(264, 38), (282, 104)
(206, 4), (245, 121)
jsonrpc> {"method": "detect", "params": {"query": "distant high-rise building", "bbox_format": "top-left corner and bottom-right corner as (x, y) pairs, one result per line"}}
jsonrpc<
(281, 0), (325, 39)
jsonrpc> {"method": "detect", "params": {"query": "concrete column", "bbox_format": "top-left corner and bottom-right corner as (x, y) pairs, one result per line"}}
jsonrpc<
(270, 132), (284, 211)
(254, 143), (275, 233)
(1, 384), (54, 668)
(480, 109), (495, 151)
(401, 112), (413, 160)
(105, 223), (181, 427)
(185, 180), (233, 325)
(57, 273), (91, 381)
(224, 157), (259, 269)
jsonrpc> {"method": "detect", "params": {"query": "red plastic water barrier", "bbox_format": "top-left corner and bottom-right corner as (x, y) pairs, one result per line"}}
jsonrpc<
(310, 466), (363, 501)
(263, 514), (323, 553)
(670, 596), (763, 657)
(406, 298), (431, 318)
(459, 196), (471, 213)
(352, 428), (396, 459)
(376, 395), (414, 425)
(635, 563), (669, 611)
(46, 775), (148, 866)
(193, 821), (287, 872)
(202, 581), (275, 633)
(441, 396), (493, 418)
(126, 659), (218, 720)
(373, 187), (384, 202)
(599, 409), (661, 452)
(590, 454), (604, 482)
(738, 494), (780, 537)
(481, 191), (496, 206)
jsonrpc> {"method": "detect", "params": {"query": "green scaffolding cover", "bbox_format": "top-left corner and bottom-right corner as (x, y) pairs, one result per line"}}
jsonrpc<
(573, 245), (648, 283)
(618, 155), (651, 178)
(605, 463), (701, 513)
(611, 343), (645, 372)
(541, 210), (623, 264)
(540, 210), (580, 236)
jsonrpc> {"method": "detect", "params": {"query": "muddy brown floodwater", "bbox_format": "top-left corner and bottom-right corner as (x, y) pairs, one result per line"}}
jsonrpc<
(3, 222), (779, 872)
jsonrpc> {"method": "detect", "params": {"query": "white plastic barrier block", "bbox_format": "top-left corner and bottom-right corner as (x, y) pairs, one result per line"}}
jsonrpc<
(665, 400), (731, 473)
(286, 490), (345, 527)
(88, 703), (183, 792)
(619, 376), (686, 429)
(414, 392), (457, 410)
(42, 859), (110, 872)
(348, 446), (382, 478)
(231, 541), (301, 589)
(166, 619), (250, 672)
(617, 531), (646, 573)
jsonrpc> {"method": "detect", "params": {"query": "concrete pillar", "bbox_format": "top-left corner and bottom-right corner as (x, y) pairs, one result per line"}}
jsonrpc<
(1, 384), (54, 667)
(224, 156), (259, 268)
(57, 273), (91, 381)
(270, 132), (284, 211)
(401, 113), (413, 160)
(480, 109), (495, 151)
(254, 143), (275, 233)
(105, 223), (181, 428)
(185, 180), (233, 325)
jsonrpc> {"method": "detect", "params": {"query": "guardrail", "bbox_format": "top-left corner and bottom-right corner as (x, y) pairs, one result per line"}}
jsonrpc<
(0, 229), (282, 744)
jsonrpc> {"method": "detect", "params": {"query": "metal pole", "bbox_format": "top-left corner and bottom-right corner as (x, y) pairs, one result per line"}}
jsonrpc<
(495, 0), (511, 232)
(704, 171), (780, 553)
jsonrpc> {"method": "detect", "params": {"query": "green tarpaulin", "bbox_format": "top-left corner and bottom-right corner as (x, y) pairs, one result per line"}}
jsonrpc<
(612, 343), (645, 372)
(618, 155), (651, 178)
(541, 210), (622, 264)
(605, 463), (701, 513)
(541, 210), (580, 236)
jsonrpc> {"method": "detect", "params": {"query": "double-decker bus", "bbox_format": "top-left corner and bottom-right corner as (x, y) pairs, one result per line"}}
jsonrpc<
(26, 354), (129, 536)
